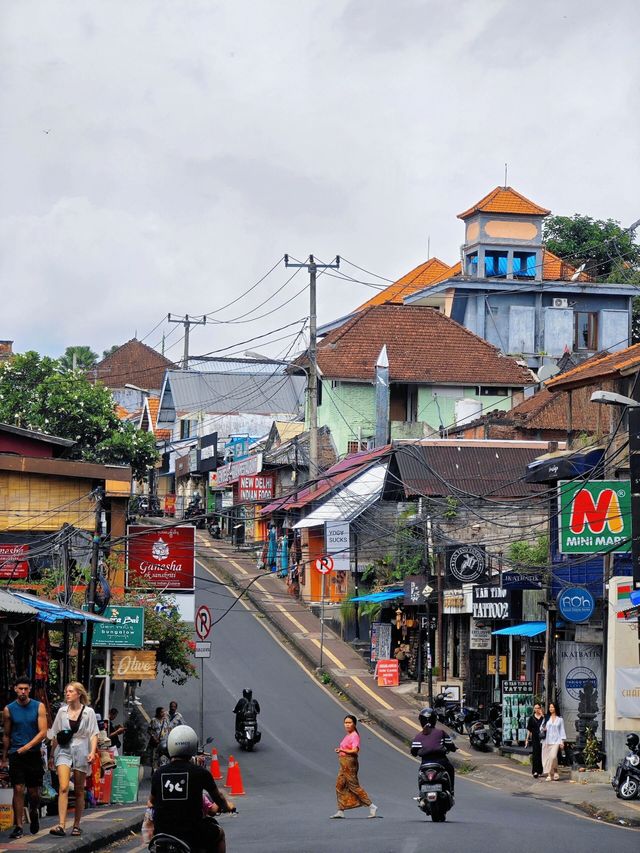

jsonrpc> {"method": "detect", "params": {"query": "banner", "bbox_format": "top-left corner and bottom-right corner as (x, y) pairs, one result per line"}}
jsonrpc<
(502, 681), (534, 745)
(558, 480), (630, 554)
(0, 544), (29, 579)
(557, 641), (603, 740)
(370, 621), (392, 663)
(614, 667), (640, 718)
(127, 525), (195, 590)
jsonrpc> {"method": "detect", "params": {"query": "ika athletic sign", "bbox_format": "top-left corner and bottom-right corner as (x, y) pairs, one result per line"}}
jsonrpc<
(558, 480), (631, 554)
(127, 525), (195, 590)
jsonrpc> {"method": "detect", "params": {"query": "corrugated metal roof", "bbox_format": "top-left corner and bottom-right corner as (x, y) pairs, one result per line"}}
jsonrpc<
(395, 443), (544, 498)
(158, 370), (305, 425)
(0, 589), (38, 616)
(294, 463), (388, 528)
(188, 358), (291, 375)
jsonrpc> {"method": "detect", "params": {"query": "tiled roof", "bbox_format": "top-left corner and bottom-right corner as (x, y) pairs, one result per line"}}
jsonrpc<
(356, 258), (451, 310)
(95, 339), (175, 390)
(458, 186), (550, 219)
(147, 397), (172, 440)
(114, 405), (130, 420)
(542, 250), (590, 282)
(315, 305), (533, 386)
(546, 343), (640, 391)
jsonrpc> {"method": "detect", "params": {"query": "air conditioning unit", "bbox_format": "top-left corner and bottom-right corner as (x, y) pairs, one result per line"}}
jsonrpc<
(552, 297), (568, 309)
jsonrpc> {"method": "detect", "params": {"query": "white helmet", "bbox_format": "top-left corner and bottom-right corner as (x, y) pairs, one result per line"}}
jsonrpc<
(167, 725), (198, 759)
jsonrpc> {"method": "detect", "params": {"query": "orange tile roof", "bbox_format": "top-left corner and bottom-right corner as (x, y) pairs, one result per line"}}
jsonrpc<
(546, 343), (640, 391)
(542, 249), (590, 282)
(458, 186), (550, 219)
(356, 258), (450, 310)
(114, 405), (130, 420)
(147, 396), (172, 440)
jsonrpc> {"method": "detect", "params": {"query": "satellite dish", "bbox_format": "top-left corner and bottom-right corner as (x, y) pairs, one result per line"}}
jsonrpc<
(537, 362), (560, 382)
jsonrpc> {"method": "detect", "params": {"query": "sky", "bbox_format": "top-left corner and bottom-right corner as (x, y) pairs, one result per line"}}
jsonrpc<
(1, 0), (639, 366)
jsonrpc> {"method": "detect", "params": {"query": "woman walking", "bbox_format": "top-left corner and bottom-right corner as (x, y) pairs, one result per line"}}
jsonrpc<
(541, 701), (566, 782)
(148, 707), (169, 770)
(331, 714), (379, 819)
(48, 682), (99, 837)
(525, 702), (545, 778)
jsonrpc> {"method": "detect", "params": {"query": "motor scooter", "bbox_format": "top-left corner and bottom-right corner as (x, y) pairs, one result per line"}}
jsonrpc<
(235, 710), (261, 751)
(469, 720), (491, 751)
(433, 689), (460, 729)
(148, 809), (238, 853)
(184, 496), (206, 529)
(612, 734), (640, 800)
(414, 740), (457, 822)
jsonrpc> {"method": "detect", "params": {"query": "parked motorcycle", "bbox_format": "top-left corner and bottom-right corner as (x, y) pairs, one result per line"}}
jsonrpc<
(452, 702), (481, 736)
(235, 710), (261, 751)
(207, 519), (222, 539)
(415, 757), (455, 822)
(488, 703), (503, 748)
(469, 719), (491, 751)
(184, 495), (206, 529)
(612, 733), (640, 800)
(433, 689), (460, 729)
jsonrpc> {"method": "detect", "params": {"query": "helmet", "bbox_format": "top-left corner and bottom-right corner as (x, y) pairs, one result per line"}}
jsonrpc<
(242, 689), (253, 701)
(626, 733), (639, 751)
(419, 707), (437, 729)
(167, 725), (198, 759)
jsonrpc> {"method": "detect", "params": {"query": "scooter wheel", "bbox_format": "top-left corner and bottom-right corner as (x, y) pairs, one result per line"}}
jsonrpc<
(618, 777), (639, 800)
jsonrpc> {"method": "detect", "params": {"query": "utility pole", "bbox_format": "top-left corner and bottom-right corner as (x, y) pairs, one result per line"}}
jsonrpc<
(60, 530), (71, 688)
(284, 255), (340, 486)
(168, 313), (207, 371)
(83, 488), (104, 687)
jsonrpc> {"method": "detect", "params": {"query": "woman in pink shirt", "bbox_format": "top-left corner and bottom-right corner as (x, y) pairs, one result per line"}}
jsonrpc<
(330, 715), (379, 819)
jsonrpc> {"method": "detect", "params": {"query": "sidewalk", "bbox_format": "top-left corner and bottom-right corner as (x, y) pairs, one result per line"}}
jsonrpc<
(199, 534), (640, 828)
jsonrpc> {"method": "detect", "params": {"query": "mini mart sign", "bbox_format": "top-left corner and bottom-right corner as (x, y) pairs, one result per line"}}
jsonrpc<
(558, 480), (630, 554)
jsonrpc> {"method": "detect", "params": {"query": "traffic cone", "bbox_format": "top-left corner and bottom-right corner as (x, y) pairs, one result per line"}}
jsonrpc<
(226, 755), (246, 796)
(209, 748), (222, 781)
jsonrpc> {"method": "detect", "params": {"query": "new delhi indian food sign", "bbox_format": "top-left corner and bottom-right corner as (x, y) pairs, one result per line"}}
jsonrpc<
(558, 480), (631, 554)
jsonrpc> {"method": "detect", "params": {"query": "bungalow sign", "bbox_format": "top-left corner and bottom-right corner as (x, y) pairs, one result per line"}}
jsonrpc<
(558, 480), (631, 554)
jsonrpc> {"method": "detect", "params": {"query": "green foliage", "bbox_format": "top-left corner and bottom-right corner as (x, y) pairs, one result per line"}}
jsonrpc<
(102, 345), (120, 359)
(508, 535), (549, 568)
(443, 496), (459, 519)
(543, 214), (640, 281)
(0, 351), (158, 480)
(58, 346), (99, 373)
(583, 727), (600, 769)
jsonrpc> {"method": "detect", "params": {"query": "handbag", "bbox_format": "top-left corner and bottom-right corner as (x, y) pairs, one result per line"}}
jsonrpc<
(539, 723), (547, 741)
(56, 728), (73, 746)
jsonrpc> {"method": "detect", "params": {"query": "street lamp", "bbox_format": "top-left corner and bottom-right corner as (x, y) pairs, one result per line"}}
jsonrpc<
(590, 390), (640, 409)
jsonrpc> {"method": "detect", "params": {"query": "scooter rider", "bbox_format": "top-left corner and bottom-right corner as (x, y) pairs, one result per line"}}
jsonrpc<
(411, 707), (457, 794)
(233, 689), (260, 738)
(149, 725), (234, 853)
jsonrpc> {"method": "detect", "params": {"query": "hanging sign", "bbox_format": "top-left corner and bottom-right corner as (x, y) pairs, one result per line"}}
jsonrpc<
(557, 587), (595, 623)
(91, 606), (144, 649)
(404, 575), (433, 605)
(558, 480), (630, 554)
(472, 586), (511, 620)
(445, 544), (487, 587)
(127, 525), (195, 590)
(0, 544), (29, 579)
(111, 650), (157, 680)
(615, 667), (640, 718)
(469, 618), (493, 650)
(325, 521), (350, 572)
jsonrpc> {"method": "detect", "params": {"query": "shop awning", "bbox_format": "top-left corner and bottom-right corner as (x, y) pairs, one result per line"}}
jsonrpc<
(350, 588), (403, 603)
(293, 462), (388, 529)
(0, 590), (38, 617)
(492, 622), (546, 637)
(10, 592), (113, 625)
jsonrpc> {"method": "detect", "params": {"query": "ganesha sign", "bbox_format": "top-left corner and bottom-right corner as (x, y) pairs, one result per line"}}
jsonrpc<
(127, 525), (195, 590)
(558, 480), (631, 554)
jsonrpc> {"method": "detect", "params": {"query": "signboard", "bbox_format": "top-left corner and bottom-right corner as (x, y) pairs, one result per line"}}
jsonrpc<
(469, 618), (493, 650)
(487, 655), (507, 675)
(238, 474), (275, 503)
(175, 453), (191, 478)
(198, 432), (218, 473)
(557, 586), (595, 623)
(558, 480), (630, 554)
(91, 606), (144, 649)
(164, 495), (176, 516)
(111, 755), (140, 803)
(370, 621), (392, 663)
(445, 544), (487, 587)
(195, 605), (212, 640)
(502, 681), (534, 744)
(325, 521), (350, 572)
(557, 641), (603, 740)
(404, 574), (432, 606)
(0, 544), (29, 579)
(195, 641), (211, 659)
(376, 659), (400, 687)
(215, 453), (263, 486)
(112, 650), (158, 681)
(188, 448), (199, 473)
(615, 666), (640, 718)
(314, 556), (334, 574)
(501, 571), (543, 590)
(127, 525), (195, 590)
(443, 589), (466, 613)
(472, 586), (511, 620)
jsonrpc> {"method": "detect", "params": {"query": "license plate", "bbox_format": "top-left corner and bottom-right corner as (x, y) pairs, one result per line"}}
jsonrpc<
(420, 784), (442, 793)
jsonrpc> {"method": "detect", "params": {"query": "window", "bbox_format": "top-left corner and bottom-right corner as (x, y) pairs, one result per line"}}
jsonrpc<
(390, 384), (418, 422)
(466, 252), (478, 276)
(179, 418), (195, 439)
(513, 251), (536, 279)
(476, 386), (509, 397)
(484, 250), (508, 278)
(574, 312), (598, 350)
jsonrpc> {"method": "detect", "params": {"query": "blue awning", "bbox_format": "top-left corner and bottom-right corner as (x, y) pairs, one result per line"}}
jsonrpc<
(10, 592), (112, 625)
(350, 589), (403, 603)
(492, 622), (546, 637)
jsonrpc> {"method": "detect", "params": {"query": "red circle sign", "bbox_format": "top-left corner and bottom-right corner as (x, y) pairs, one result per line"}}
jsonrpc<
(315, 556), (334, 575)
(195, 604), (212, 640)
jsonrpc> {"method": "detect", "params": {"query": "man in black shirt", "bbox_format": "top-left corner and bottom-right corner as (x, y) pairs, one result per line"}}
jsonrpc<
(233, 689), (260, 738)
(150, 725), (234, 853)
(411, 707), (457, 794)
(106, 709), (125, 752)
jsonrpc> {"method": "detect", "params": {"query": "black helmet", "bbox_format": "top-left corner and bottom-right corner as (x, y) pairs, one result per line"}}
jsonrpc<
(243, 689), (253, 701)
(626, 733), (639, 751)
(419, 707), (437, 728)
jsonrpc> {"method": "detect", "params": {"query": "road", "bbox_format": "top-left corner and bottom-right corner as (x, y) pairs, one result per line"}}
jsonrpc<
(119, 559), (639, 853)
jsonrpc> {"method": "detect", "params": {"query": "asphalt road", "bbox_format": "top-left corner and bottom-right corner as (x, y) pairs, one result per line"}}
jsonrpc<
(123, 559), (639, 853)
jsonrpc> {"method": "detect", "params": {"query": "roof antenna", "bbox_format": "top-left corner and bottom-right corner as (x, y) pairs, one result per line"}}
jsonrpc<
(427, 234), (431, 259)
(504, 163), (508, 187)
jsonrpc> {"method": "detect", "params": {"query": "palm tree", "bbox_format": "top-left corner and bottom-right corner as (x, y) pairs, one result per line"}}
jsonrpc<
(58, 346), (98, 373)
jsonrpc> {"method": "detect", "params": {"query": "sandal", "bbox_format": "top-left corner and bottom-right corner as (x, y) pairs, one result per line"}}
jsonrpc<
(49, 826), (66, 836)
(71, 827), (82, 836)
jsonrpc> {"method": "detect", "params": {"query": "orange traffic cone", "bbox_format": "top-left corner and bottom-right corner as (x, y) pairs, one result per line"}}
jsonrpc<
(210, 748), (222, 781)
(225, 755), (246, 796)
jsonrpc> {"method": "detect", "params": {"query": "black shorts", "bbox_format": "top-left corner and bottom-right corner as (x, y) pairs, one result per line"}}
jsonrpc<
(9, 750), (44, 787)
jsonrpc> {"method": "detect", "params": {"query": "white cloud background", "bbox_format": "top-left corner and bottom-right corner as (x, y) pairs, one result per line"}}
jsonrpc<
(1, 0), (638, 361)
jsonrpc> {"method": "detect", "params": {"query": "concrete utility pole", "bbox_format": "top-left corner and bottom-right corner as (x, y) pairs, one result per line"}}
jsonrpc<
(284, 255), (340, 484)
(168, 313), (207, 370)
(83, 487), (104, 686)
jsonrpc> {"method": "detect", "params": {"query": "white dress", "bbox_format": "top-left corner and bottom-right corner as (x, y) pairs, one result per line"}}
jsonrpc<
(50, 704), (100, 773)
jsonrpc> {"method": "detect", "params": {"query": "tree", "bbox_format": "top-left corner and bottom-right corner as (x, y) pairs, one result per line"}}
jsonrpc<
(0, 351), (158, 479)
(102, 345), (120, 359)
(542, 214), (640, 281)
(59, 345), (98, 373)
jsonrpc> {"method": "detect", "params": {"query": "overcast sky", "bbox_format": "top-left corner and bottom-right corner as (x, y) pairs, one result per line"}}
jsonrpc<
(1, 0), (638, 365)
